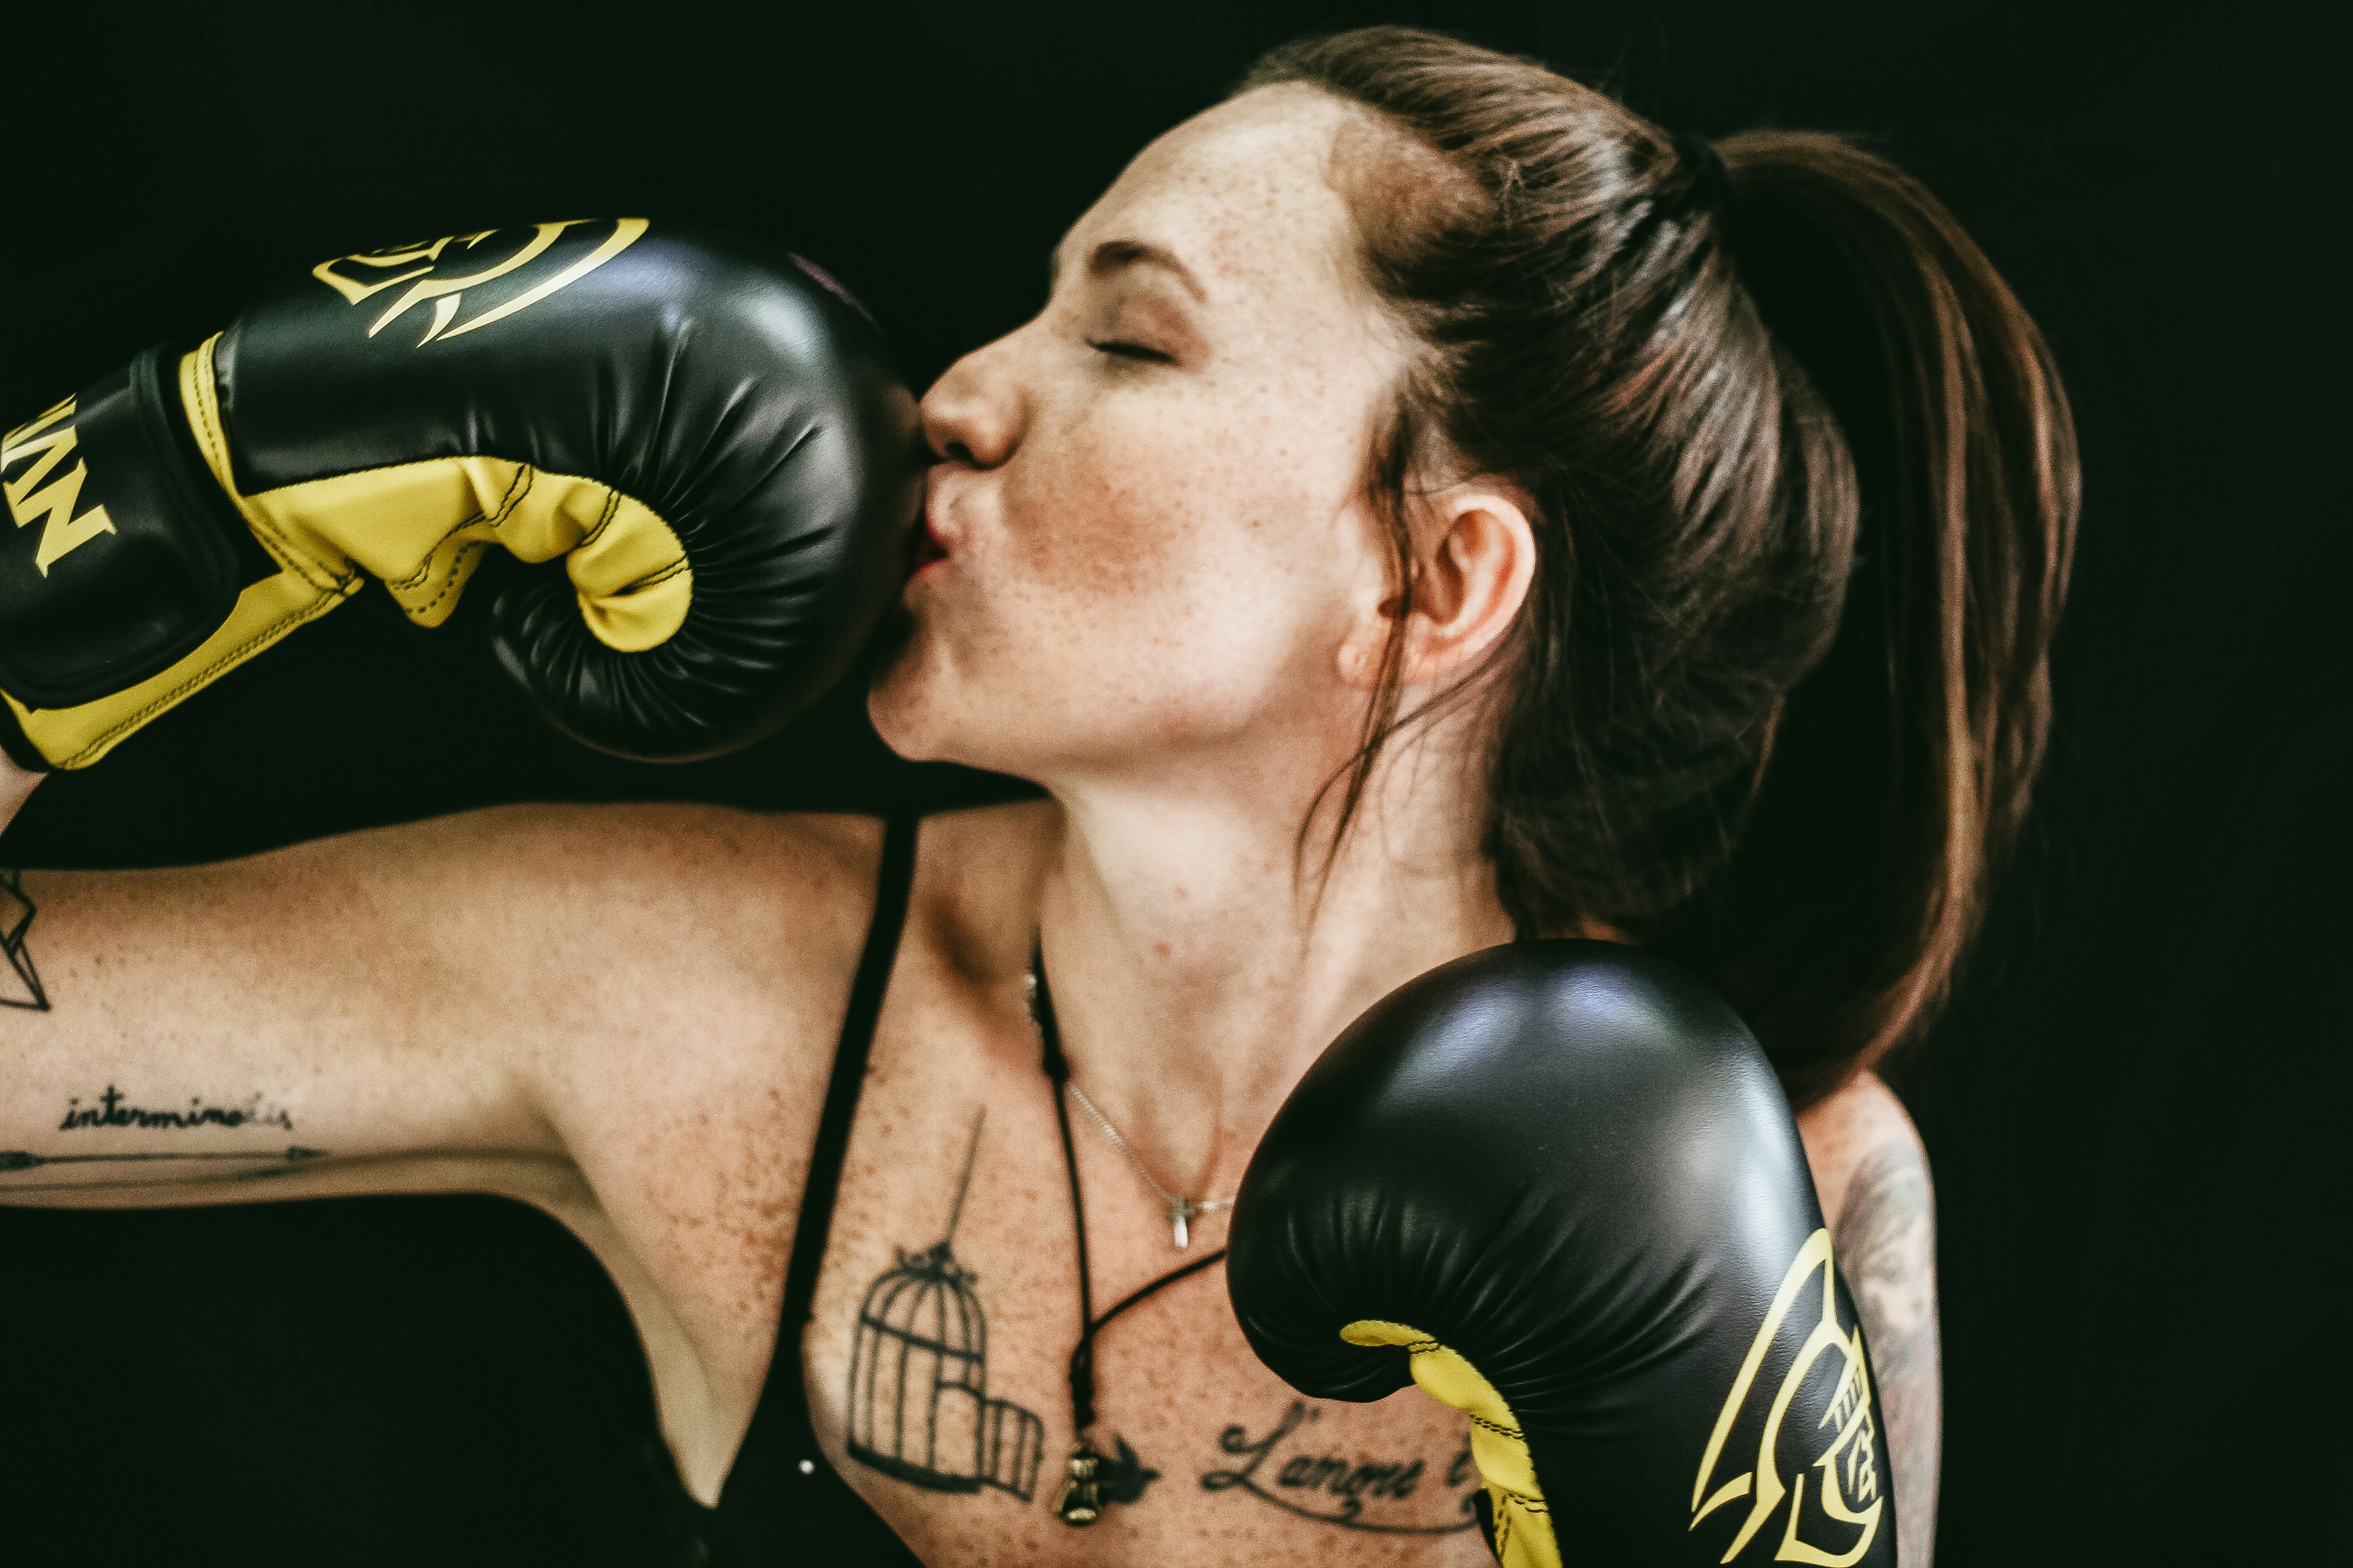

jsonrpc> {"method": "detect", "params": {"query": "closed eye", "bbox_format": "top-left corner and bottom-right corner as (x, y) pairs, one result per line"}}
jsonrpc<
(1086, 338), (1173, 364)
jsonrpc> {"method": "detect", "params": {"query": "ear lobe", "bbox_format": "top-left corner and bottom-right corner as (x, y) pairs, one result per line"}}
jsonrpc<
(1335, 583), (1403, 690)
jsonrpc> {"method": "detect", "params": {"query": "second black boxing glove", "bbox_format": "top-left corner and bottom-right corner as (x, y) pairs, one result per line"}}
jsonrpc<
(0, 218), (920, 769)
(1227, 942), (1896, 1567)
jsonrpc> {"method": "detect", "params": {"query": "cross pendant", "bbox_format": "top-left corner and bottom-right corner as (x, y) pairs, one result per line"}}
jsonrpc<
(1167, 1198), (1196, 1250)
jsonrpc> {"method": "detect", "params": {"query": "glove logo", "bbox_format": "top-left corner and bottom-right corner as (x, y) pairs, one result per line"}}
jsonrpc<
(1688, 1228), (1884, 1565)
(310, 218), (650, 347)
(2, 398), (117, 577)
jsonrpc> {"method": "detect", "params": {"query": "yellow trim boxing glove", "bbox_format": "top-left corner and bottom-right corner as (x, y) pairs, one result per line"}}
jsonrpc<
(1341, 1320), (1559, 1568)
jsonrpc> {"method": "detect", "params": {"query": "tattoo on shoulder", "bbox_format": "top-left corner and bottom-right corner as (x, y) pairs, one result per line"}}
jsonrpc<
(1200, 1402), (1481, 1535)
(845, 1113), (1050, 1506)
(1836, 1132), (1941, 1568)
(1, 867), (50, 1011)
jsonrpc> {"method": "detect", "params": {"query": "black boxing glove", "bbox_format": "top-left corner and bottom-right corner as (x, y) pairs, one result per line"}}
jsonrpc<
(0, 218), (920, 769)
(1228, 942), (1897, 1567)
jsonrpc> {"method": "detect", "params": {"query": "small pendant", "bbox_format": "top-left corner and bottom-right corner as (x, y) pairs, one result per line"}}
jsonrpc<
(1168, 1198), (1193, 1251)
(1052, 1436), (1102, 1526)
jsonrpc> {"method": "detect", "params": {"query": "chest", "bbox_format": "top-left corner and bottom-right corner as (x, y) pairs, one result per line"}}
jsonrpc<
(792, 980), (1492, 1568)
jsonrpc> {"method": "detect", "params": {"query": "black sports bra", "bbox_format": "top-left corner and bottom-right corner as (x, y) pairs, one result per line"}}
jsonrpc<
(650, 814), (925, 1566)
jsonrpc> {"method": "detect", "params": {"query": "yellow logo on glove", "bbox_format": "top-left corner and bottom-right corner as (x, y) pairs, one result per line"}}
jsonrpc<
(311, 217), (648, 347)
(3, 398), (116, 576)
(1690, 1228), (1884, 1565)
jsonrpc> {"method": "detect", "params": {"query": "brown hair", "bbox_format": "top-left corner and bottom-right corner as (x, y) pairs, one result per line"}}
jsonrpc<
(1245, 28), (2078, 1105)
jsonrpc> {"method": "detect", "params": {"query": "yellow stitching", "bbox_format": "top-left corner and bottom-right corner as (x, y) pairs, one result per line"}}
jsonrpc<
(51, 583), (348, 767)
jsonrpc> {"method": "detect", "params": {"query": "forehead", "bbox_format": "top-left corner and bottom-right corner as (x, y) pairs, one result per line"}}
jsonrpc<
(1065, 85), (1375, 315)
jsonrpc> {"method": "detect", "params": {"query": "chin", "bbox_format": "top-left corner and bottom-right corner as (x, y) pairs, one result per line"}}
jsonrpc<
(865, 611), (961, 764)
(864, 664), (933, 764)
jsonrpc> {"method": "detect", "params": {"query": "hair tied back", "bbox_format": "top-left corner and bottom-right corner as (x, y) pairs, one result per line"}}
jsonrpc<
(1672, 131), (1736, 218)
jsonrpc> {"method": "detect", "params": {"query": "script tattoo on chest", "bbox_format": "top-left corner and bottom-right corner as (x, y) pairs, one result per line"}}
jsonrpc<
(1201, 1400), (1481, 1534)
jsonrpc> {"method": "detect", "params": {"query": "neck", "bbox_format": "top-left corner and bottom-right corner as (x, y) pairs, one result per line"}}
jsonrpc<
(1034, 710), (1513, 1195)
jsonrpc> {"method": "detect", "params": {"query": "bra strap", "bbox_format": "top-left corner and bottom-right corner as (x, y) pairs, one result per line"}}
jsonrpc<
(780, 813), (920, 1331)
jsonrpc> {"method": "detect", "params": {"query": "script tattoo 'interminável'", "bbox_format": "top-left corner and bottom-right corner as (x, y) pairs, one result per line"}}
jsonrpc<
(56, 1086), (294, 1132)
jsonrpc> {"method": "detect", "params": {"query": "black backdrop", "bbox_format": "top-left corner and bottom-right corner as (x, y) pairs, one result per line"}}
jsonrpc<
(2, 2), (2345, 1563)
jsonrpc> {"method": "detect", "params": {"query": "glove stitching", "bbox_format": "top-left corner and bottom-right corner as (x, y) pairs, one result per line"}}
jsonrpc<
(392, 465), (535, 617)
(617, 556), (691, 592)
(191, 370), (351, 597)
(403, 540), (494, 622)
(54, 581), (349, 767)
(577, 488), (621, 550)
(184, 347), (350, 597)
(384, 462), (531, 594)
(578, 489), (694, 598)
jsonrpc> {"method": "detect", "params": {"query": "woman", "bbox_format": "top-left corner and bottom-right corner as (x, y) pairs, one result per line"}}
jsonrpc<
(0, 27), (2072, 1567)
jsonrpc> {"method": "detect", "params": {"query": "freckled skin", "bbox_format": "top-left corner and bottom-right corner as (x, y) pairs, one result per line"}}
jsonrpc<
(872, 87), (1407, 787)
(0, 84), (1926, 1567)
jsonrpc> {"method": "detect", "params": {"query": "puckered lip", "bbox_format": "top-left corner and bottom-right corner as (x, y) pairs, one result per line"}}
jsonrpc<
(910, 506), (950, 574)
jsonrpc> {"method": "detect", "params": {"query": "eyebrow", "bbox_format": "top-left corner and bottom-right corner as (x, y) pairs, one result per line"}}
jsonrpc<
(1049, 238), (1208, 303)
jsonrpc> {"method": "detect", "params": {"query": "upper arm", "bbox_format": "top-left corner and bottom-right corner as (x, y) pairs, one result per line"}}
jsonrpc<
(0, 803), (875, 1216)
(1797, 1075), (1941, 1566)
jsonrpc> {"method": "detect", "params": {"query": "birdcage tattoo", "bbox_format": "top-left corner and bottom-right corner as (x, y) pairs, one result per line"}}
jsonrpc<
(845, 1117), (1044, 1502)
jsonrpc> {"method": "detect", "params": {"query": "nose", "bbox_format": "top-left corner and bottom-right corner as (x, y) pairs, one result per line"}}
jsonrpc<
(920, 338), (1022, 470)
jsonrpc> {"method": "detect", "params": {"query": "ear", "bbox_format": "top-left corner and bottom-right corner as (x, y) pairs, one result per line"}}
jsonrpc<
(1337, 483), (1536, 691)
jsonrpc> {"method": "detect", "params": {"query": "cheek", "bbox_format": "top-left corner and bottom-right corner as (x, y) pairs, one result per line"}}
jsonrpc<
(875, 346), (1391, 770)
(1007, 394), (1352, 707)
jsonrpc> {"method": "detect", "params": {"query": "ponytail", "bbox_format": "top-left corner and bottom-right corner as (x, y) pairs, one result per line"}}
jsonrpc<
(1668, 133), (2079, 1103)
(1244, 29), (2079, 1105)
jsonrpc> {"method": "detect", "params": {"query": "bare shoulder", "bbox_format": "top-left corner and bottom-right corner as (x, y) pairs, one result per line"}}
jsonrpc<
(479, 800), (889, 1090)
(406, 799), (883, 956)
(1794, 1072), (1927, 1234)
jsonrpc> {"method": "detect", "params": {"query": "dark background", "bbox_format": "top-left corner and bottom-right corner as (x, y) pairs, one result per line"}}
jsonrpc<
(2, 1), (2345, 1563)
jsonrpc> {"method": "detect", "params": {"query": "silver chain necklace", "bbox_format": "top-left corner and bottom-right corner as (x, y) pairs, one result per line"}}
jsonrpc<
(1059, 1076), (1236, 1250)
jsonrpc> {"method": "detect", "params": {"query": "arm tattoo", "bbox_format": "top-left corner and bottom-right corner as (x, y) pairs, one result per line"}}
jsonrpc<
(57, 1084), (294, 1132)
(0, 1144), (327, 1189)
(1837, 1136), (1941, 1568)
(0, 1086), (319, 1190)
(1, 867), (50, 1010)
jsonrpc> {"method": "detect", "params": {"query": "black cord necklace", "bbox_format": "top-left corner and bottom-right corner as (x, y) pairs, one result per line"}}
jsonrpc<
(1029, 939), (1228, 1526)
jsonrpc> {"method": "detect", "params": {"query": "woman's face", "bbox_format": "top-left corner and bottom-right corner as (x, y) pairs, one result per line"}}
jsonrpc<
(870, 86), (1410, 790)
